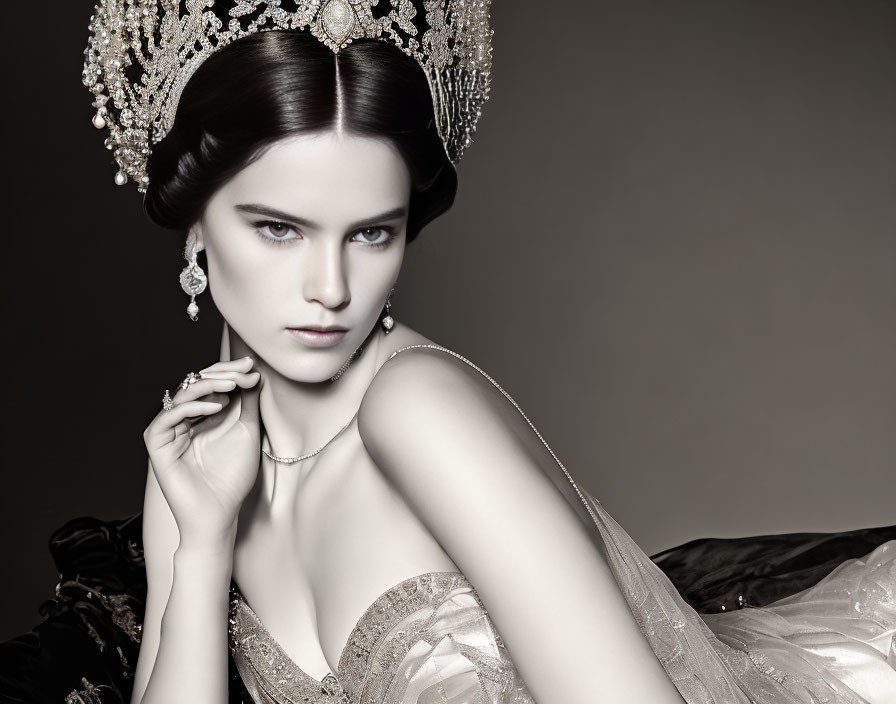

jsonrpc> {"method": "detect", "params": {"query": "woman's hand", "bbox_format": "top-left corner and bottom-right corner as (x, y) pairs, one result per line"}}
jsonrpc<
(143, 356), (262, 548)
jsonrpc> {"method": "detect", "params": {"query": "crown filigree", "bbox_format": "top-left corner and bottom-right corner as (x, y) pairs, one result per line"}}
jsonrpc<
(82, 1), (493, 193)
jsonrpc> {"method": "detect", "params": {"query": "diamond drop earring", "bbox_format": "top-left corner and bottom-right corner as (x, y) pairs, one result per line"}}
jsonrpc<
(179, 232), (208, 321)
(380, 287), (395, 334)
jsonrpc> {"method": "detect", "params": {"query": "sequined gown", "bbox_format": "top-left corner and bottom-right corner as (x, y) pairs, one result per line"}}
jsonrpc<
(1, 345), (894, 704)
(225, 519), (896, 704)
(228, 572), (534, 704)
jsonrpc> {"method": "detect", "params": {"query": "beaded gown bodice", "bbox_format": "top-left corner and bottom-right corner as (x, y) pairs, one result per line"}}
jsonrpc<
(228, 571), (534, 704)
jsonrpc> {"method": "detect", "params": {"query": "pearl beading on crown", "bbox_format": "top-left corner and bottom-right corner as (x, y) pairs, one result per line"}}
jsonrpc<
(82, 0), (493, 193)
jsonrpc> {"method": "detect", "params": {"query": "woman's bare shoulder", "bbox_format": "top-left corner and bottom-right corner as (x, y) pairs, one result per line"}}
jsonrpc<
(361, 333), (507, 435)
(357, 333), (541, 493)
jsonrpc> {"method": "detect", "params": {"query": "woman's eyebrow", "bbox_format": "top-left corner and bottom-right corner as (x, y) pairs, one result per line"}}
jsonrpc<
(234, 203), (408, 231)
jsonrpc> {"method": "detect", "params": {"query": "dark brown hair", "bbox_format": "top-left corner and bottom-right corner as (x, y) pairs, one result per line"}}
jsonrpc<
(144, 31), (457, 243)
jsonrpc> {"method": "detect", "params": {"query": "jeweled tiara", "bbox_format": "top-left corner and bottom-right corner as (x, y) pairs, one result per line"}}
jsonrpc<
(83, 1), (494, 193)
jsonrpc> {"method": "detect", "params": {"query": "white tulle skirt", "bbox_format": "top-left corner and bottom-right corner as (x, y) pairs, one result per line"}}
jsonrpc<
(583, 490), (896, 703)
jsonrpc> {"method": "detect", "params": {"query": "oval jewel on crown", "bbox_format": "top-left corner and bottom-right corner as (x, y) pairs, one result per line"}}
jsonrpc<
(320, 0), (356, 45)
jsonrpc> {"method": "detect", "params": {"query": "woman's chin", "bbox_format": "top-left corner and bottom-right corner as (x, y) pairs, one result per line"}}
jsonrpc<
(259, 350), (354, 384)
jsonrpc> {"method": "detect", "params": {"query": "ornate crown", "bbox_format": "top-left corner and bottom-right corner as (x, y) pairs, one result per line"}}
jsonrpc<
(82, 1), (493, 193)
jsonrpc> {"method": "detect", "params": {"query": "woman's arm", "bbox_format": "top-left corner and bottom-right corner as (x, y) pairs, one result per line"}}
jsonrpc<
(141, 528), (235, 704)
(130, 461), (235, 704)
(133, 333), (256, 704)
(358, 349), (685, 704)
(130, 459), (176, 704)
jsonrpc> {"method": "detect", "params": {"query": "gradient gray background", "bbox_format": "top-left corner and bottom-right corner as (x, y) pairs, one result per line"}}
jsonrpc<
(0, 0), (893, 641)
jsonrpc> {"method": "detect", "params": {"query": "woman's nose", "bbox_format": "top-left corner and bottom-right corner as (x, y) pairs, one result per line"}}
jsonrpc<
(302, 240), (350, 309)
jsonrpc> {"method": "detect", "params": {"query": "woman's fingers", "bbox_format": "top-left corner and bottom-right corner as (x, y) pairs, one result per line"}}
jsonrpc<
(200, 355), (254, 375)
(198, 370), (256, 381)
(172, 377), (238, 404)
(167, 399), (226, 422)
(173, 373), (260, 411)
(189, 360), (262, 427)
(144, 357), (260, 451)
(197, 370), (260, 388)
(166, 357), (256, 406)
(173, 421), (191, 437)
(145, 399), (227, 451)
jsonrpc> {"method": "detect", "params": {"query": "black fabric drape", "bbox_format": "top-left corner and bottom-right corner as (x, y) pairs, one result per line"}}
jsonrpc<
(1, 512), (893, 703)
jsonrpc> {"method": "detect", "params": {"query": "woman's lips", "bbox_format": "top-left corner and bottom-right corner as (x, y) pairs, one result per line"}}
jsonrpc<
(286, 328), (347, 348)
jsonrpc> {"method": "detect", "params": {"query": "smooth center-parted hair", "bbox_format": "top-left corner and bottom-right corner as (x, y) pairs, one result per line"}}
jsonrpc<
(144, 31), (457, 244)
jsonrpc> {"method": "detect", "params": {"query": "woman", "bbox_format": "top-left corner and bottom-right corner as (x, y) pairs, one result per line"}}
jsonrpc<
(2, 2), (894, 703)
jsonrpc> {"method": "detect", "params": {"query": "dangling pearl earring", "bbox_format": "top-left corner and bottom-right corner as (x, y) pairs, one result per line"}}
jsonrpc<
(179, 232), (208, 321)
(380, 287), (395, 334)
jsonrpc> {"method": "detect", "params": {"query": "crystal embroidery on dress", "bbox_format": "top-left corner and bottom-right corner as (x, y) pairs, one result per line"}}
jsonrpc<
(228, 571), (535, 704)
(228, 581), (351, 704)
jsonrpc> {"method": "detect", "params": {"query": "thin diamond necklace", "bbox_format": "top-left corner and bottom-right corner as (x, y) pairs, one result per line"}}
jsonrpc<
(261, 416), (356, 464)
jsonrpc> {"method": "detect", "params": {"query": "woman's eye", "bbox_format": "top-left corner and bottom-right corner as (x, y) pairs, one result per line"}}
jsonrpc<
(260, 222), (297, 240)
(352, 227), (392, 246)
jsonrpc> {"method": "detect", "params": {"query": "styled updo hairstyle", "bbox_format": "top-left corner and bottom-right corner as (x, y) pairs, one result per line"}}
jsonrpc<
(144, 31), (457, 243)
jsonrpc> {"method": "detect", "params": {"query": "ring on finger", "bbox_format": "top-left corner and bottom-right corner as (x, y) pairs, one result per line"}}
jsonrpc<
(179, 371), (204, 391)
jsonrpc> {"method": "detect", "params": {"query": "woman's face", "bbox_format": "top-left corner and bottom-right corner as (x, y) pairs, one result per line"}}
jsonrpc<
(195, 130), (410, 381)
